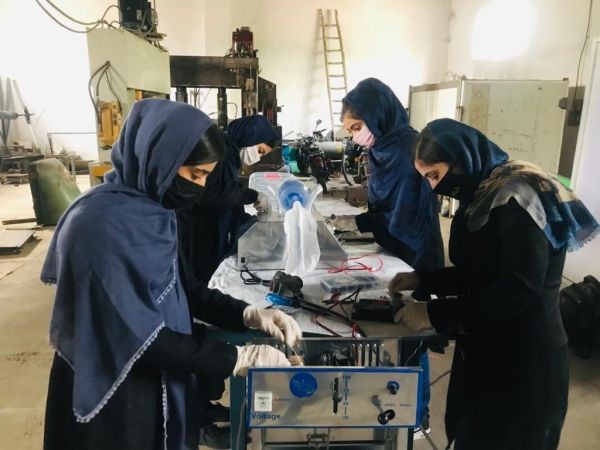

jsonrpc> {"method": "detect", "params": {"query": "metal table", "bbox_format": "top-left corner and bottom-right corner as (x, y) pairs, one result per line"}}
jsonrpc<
(208, 221), (441, 450)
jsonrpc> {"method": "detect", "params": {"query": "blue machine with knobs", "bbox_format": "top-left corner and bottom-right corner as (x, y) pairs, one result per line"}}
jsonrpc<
(247, 367), (423, 429)
(224, 336), (436, 450)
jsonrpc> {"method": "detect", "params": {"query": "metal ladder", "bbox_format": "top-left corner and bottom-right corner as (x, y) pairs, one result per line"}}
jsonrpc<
(319, 9), (348, 140)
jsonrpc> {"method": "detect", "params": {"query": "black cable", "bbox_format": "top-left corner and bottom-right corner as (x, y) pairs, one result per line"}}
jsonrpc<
(240, 268), (271, 287)
(404, 338), (424, 365)
(573, 0), (594, 106)
(430, 369), (452, 387)
(103, 67), (123, 112)
(95, 64), (109, 106)
(88, 61), (110, 123)
(300, 289), (366, 337)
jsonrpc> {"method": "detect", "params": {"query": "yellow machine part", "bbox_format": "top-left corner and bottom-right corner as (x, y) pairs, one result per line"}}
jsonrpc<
(99, 101), (122, 148)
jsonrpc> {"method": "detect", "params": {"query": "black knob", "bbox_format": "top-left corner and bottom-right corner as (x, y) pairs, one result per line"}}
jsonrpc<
(377, 409), (396, 425)
(387, 381), (399, 395)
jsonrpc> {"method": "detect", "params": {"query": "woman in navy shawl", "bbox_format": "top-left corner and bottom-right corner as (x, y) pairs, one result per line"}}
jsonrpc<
(340, 78), (444, 271)
(41, 100), (294, 450)
(179, 115), (277, 283)
(392, 118), (598, 449)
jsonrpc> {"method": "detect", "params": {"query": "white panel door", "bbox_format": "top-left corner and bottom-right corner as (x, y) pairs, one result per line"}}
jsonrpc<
(564, 38), (600, 282)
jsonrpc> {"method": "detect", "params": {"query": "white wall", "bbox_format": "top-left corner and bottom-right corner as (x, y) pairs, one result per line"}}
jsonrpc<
(0, 0), (117, 160)
(448, 0), (600, 82)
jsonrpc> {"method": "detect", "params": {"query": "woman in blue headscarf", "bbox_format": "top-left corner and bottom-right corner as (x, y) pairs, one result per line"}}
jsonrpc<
(41, 100), (300, 450)
(333, 78), (444, 436)
(334, 78), (444, 272)
(179, 114), (278, 283)
(390, 118), (599, 450)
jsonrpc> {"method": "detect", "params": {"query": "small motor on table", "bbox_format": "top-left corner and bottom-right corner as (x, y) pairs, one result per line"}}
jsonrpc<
(269, 271), (304, 300)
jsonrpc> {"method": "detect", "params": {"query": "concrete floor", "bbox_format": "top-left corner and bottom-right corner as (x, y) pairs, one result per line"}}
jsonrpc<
(1, 177), (599, 449)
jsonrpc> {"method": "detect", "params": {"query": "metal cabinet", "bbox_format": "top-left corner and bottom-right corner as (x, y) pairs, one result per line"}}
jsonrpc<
(408, 79), (569, 173)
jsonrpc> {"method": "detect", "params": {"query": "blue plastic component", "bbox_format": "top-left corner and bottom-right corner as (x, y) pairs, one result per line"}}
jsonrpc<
(289, 372), (318, 398)
(265, 293), (297, 307)
(282, 146), (300, 174)
(278, 179), (309, 210)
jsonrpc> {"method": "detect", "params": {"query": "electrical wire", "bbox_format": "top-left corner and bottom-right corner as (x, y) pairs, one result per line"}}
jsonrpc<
(430, 369), (452, 387)
(88, 61), (110, 123)
(328, 254), (384, 274)
(309, 289), (364, 337)
(90, 61), (123, 123)
(95, 64), (109, 107)
(199, 89), (213, 109)
(34, 0), (117, 33)
(45, 1), (118, 26)
(404, 338), (424, 365)
(573, 0), (594, 105)
(102, 67), (123, 112)
(228, 102), (239, 119)
(240, 268), (271, 287)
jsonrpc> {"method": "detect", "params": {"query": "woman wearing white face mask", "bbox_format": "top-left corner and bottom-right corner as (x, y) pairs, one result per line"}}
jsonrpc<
(178, 115), (278, 284)
(240, 143), (274, 166)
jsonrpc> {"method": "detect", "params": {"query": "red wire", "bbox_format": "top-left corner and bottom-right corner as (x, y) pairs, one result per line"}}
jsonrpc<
(328, 254), (384, 274)
(313, 292), (359, 337)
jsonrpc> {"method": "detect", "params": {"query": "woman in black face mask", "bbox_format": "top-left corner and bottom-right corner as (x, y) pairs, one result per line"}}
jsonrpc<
(161, 123), (226, 211)
(42, 100), (301, 450)
(388, 119), (599, 450)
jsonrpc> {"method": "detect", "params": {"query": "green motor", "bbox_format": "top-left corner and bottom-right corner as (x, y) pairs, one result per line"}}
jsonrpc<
(28, 158), (81, 226)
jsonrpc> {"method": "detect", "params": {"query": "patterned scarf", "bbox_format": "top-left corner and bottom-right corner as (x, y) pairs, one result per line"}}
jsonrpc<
(466, 160), (599, 252)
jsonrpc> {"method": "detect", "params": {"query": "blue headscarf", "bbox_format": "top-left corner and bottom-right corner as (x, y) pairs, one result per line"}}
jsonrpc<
(41, 99), (213, 449)
(424, 118), (599, 252)
(227, 115), (278, 154)
(424, 119), (510, 196)
(217, 115), (277, 256)
(343, 78), (440, 259)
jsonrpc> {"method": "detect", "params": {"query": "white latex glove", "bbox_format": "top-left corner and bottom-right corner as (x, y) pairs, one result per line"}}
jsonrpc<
(329, 214), (358, 232)
(253, 192), (269, 214)
(243, 306), (303, 347)
(393, 302), (433, 330)
(388, 271), (420, 295)
(233, 344), (291, 377)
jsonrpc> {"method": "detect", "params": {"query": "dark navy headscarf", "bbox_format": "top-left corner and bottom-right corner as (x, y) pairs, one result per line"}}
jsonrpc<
(423, 118), (599, 253)
(424, 119), (510, 198)
(41, 99), (213, 449)
(217, 115), (277, 256)
(343, 78), (440, 261)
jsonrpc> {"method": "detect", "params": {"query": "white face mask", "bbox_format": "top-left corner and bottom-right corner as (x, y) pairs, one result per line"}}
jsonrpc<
(240, 145), (261, 166)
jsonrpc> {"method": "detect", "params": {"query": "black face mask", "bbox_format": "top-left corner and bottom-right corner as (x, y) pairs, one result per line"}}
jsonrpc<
(433, 171), (472, 201)
(161, 174), (206, 210)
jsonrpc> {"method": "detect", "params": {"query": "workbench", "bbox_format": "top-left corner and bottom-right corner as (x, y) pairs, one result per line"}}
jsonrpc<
(207, 197), (442, 450)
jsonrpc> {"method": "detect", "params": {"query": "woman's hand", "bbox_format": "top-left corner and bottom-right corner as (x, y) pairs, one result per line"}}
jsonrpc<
(329, 214), (358, 232)
(232, 345), (290, 377)
(393, 302), (433, 330)
(388, 271), (420, 294)
(243, 306), (302, 347)
(254, 193), (269, 214)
